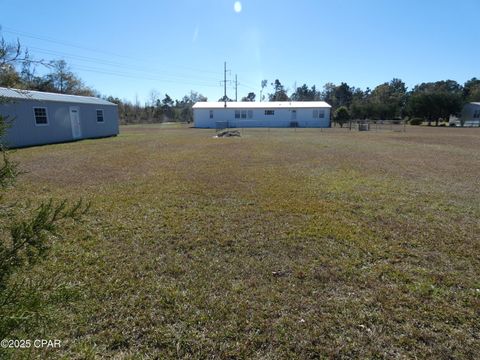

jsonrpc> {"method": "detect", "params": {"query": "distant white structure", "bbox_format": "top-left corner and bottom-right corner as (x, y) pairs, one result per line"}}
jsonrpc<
(193, 101), (331, 128)
(452, 102), (480, 127)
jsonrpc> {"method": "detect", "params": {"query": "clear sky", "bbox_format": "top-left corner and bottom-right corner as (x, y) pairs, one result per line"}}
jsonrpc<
(1, 0), (479, 103)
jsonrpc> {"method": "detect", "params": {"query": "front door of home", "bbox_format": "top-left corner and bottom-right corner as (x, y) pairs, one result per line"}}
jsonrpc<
(69, 107), (82, 139)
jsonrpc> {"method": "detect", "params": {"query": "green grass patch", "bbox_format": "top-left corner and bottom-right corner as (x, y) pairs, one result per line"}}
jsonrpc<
(2, 126), (479, 359)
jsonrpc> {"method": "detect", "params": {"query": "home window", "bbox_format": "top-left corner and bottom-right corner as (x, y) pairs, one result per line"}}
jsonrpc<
(209, 110), (214, 119)
(235, 110), (240, 119)
(33, 107), (48, 125)
(247, 110), (253, 119)
(265, 110), (274, 115)
(313, 109), (325, 118)
(241, 110), (247, 119)
(96, 109), (104, 122)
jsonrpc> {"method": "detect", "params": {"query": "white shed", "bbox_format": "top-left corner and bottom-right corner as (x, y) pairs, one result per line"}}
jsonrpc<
(0, 87), (119, 148)
(193, 101), (331, 128)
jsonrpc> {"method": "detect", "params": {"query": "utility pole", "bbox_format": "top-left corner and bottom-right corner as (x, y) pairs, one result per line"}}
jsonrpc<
(224, 62), (227, 106)
(235, 74), (238, 102)
(220, 61), (231, 108)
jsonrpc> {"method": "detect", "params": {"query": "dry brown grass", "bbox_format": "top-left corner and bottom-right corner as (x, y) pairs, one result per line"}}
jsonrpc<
(3, 125), (480, 359)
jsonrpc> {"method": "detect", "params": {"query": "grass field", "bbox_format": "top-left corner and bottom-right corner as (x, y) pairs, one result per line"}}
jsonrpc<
(4, 125), (480, 359)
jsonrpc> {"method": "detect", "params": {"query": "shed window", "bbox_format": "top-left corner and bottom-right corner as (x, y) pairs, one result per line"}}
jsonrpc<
(265, 110), (274, 115)
(209, 110), (214, 119)
(96, 109), (104, 122)
(33, 107), (48, 125)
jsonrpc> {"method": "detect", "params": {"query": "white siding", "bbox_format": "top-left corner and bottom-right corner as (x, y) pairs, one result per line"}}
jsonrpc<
(194, 107), (331, 128)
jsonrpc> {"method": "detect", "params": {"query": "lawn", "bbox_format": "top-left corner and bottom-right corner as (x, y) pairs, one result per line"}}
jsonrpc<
(4, 125), (480, 359)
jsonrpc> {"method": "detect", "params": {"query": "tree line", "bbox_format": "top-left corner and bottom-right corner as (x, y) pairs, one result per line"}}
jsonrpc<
(106, 91), (207, 125)
(1, 35), (480, 126)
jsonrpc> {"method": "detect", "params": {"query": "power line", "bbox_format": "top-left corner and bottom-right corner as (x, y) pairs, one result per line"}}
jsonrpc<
(67, 64), (222, 88)
(238, 83), (256, 90)
(1, 26), (220, 76)
(26, 45), (221, 83)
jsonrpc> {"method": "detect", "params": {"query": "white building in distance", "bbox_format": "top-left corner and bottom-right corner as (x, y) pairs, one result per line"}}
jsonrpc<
(458, 102), (480, 127)
(193, 101), (331, 128)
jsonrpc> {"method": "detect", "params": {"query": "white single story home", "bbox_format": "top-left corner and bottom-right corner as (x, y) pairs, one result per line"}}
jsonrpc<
(193, 101), (331, 128)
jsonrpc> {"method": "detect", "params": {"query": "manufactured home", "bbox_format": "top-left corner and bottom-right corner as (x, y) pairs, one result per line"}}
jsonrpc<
(0, 87), (119, 148)
(193, 101), (331, 128)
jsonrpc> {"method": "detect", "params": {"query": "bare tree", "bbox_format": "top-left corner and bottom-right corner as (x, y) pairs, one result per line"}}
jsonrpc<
(260, 79), (268, 102)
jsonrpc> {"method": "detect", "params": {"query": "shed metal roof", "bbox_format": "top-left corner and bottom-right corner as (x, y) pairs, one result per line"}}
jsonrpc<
(0, 87), (116, 106)
(193, 101), (331, 109)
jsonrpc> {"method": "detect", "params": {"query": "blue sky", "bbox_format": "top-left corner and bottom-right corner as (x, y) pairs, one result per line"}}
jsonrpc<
(1, 0), (479, 103)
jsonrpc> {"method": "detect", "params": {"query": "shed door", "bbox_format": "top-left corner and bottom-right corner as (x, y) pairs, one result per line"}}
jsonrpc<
(69, 107), (82, 139)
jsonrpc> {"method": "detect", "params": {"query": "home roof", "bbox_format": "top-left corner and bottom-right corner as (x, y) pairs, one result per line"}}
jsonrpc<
(0, 87), (116, 106)
(192, 101), (331, 109)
